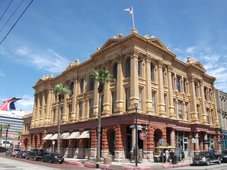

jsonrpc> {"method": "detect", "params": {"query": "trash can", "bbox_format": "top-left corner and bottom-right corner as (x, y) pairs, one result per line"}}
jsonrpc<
(172, 155), (178, 164)
(104, 156), (112, 164)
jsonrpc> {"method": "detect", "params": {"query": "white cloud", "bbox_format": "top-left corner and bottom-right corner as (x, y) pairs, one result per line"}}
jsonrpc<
(16, 95), (34, 114)
(173, 43), (227, 92)
(14, 46), (70, 73)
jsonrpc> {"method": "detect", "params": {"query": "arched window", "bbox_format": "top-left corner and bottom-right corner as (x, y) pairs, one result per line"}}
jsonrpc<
(150, 63), (155, 82)
(112, 63), (118, 80)
(125, 58), (130, 78)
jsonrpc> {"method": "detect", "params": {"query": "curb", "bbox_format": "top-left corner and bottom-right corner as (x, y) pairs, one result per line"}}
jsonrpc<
(64, 160), (83, 166)
(162, 162), (191, 168)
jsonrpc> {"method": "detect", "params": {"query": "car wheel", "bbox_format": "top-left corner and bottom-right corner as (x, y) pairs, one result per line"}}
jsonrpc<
(206, 159), (210, 166)
(218, 157), (222, 164)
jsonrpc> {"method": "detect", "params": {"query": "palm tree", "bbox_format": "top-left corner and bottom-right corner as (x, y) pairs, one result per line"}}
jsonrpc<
(90, 68), (112, 160)
(53, 83), (69, 154)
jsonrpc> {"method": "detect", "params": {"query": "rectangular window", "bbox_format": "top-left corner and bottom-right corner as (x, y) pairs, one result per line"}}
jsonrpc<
(183, 78), (187, 93)
(79, 102), (83, 119)
(60, 106), (64, 120)
(206, 108), (210, 124)
(89, 99), (94, 118)
(185, 103), (189, 120)
(112, 91), (116, 113)
(139, 88), (143, 110)
(163, 68), (166, 86)
(68, 104), (72, 119)
(125, 88), (130, 111)
(89, 77), (95, 91)
(178, 100), (183, 119)
(138, 59), (142, 77)
(176, 75), (181, 92)
(152, 91), (157, 113)
(164, 94), (167, 112)
(80, 79), (84, 94)
(150, 63), (155, 82)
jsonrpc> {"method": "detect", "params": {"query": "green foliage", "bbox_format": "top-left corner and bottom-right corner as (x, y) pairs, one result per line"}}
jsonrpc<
(53, 83), (70, 99)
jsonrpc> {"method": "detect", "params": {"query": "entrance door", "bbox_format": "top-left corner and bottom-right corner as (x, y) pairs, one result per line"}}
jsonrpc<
(183, 137), (189, 157)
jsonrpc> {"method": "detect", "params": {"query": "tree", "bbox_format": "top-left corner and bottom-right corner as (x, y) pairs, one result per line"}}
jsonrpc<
(53, 83), (69, 154)
(90, 68), (112, 160)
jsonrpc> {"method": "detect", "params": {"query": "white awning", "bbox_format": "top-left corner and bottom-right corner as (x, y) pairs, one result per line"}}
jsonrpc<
(77, 131), (90, 139)
(49, 133), (58, 140)
(61, 132), (70, 139)
(43, 134), (53, 140)
(68, 132), (80, 139)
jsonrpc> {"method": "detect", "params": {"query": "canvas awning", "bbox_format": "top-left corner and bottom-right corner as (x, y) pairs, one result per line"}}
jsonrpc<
(68, 132), (80, 139)
(77, 131), (90, 139)
(61, 132), (70, 139)
(49, 133), (58, 140)
(43, 134), (53, 140)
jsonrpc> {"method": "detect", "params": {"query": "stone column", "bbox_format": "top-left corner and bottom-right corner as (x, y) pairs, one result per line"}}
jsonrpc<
(129, 51), (139, 110)
(200, 82), (207, 124)
(168, 65), (175, 118)
(158, 61), (165, 116)
(188, 77), (199, 123)
(116, 61), (124, 112)
(170, 129), (176, 147)
(145, 59), (153, 114)
(195, 133), (200, 153)
(45, 89), (51, 125)
(72, 80), (78, 121)
(63, 93), (68, 123)
(93, 80), (99, 117)
(204, 133), (208, 151)
(103, 81), (111, 116)
(40, 92), (45, 126)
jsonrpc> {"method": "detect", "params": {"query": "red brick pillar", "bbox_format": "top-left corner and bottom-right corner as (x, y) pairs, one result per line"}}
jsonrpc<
(90, 129), (97, 148)
(161, 126), (167, 144)
(146, 126), (154, 160)
(101, 128), (109, 157)
(115, 124), (124, 160)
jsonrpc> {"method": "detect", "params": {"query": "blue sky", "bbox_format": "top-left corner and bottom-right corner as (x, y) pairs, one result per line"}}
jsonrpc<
(0, 0), (227, 113)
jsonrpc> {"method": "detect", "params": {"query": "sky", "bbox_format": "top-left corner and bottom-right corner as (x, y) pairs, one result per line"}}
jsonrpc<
(0, 0), (227, 114)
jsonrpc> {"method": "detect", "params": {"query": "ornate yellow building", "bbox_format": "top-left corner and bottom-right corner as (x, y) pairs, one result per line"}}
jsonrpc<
(21, 29), (221, 161)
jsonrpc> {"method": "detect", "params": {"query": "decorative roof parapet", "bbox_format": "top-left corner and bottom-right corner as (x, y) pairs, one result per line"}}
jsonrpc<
(186, 56), (198, 64)
(66, 59), (80, 70)
(40, 74), (54, 80)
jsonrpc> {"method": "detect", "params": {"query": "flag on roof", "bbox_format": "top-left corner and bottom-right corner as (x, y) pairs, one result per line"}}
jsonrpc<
(124, 7), (133, 14)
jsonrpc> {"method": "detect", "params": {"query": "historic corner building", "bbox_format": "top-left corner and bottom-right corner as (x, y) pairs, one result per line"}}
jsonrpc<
(21, 29), (221, 161)
(215, 89), (227, 150)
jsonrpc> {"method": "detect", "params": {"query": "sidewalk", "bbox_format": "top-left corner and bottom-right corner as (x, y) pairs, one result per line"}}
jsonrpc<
(64, 157), (192, 170)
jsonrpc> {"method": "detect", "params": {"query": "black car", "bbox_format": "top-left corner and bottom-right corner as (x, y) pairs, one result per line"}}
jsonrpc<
(42, 153), (64, 164)
(26, 148), (44, 160)
(193, 150), (222, 166)
(0, 146), (7, 152)
(25, 151), (35, 160)
(221, 150), (227, 162)
(16, 151), (29, 158)
(34, 150), (49, 161)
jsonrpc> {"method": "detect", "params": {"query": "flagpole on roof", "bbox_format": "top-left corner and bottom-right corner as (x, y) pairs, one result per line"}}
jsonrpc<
(131, 6), (135, 29)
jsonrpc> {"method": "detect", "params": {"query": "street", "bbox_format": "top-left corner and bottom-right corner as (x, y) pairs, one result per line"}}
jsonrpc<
(0, 154), (89, 170)
(170, 164), (227, 170)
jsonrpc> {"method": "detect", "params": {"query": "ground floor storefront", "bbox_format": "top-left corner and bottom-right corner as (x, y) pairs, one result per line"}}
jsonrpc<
(21, 114), (221, 161)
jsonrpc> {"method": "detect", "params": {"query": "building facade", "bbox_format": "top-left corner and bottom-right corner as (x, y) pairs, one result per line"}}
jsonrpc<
(21, 30), (221, 161)
(215, 89), (227, 150)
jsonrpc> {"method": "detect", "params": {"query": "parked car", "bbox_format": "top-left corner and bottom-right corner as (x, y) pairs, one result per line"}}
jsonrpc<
(221, 149), (227, 162)
(193, 150), (222, 165)
(33, 150), (49, 161)
(11, 149), (20, 157)
(26, 148), (44, 160)
(25, 151), (35, 160)
(42, 153), (64, 164)
(0, 146), (7, 152)
(16, 151), (29, 158)
(5, 148), (13, 156)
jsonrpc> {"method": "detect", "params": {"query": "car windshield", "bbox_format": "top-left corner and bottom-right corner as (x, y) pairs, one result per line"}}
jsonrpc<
(198, 152), (209, 157)
(223, 150), (227, 154)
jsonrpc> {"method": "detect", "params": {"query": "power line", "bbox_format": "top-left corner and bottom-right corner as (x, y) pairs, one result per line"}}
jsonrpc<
(0, 0), (25, 33)
(0, 0), (14, 21)
(0, 0), (34, 45)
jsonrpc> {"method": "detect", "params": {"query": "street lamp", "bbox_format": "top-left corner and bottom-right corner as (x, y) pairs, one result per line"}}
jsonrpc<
(134, 102), (139, 167)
